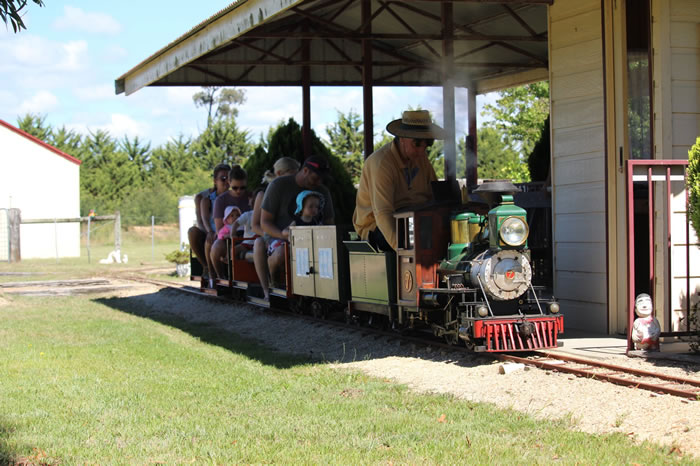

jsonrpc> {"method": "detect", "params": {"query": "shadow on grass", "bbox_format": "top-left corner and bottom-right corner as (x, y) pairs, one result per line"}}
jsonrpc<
(0, 418), (37, 466)
(95, 291), (309, 370)
(93, 287), (499, 370)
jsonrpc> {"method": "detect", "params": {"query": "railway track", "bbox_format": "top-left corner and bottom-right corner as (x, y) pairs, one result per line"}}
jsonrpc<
(500, 351), (700, 400)
(126, 274), (700, 401)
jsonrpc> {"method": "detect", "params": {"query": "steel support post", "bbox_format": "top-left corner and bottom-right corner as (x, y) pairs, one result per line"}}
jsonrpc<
(362, 0), (373, 159)
(302, 36), (312, 158)
(442, 2), (456, 181)
(466, 87), (478, 190)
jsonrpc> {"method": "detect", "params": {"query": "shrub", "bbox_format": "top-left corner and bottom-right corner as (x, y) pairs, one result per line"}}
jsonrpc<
(688, 137), (700, 239)
(165, 245), (190, 265)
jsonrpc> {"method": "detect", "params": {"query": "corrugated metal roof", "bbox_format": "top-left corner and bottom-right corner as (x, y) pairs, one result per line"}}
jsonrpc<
(116, 0), (550, 96)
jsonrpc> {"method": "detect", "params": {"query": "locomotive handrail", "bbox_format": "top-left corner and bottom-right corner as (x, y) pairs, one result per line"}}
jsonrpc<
(528, 282), (544, 315)
(476, 274), (494, 317)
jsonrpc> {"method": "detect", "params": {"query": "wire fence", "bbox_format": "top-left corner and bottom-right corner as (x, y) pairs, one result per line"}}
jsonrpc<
(2, 210), (184, 265)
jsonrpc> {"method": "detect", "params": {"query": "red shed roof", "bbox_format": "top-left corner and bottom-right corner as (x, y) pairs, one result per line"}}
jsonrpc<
(0, 118), (82, 166)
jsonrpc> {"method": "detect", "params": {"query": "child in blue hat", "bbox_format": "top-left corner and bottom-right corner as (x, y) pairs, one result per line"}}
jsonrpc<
(290, 190), (324, 227)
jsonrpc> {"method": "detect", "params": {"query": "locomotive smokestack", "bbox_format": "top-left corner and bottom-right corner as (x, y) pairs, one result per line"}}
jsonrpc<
(473, 179), (520, 207)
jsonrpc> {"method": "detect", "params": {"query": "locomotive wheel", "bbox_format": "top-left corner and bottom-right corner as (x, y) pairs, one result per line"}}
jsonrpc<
(311, 301), (326, 319)
(444, 332), (459, 346)
(345, 312), (360, 326)
(463, 337), (476, 352)
(289, 298), (304, 314)
(367, 314), (388, 330)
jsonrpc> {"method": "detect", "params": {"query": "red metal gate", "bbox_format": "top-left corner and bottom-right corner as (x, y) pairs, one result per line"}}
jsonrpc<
(626, 160), (693, 351)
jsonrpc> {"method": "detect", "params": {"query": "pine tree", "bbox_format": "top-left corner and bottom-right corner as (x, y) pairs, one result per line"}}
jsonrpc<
(16, 113), (52, 142)
(244, 118), (357, 225)
(325, 110), (364, 183)
(120, 135), (152, 183)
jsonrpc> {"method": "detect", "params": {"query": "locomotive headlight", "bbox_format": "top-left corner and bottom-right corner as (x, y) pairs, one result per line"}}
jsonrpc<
(499, 217), (528, 247)
(549, 302), (560, 314)
(477, 305), (489, 317)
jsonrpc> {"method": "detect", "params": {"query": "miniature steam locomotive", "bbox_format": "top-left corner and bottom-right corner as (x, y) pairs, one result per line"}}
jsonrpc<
(193, 181), (563, 352)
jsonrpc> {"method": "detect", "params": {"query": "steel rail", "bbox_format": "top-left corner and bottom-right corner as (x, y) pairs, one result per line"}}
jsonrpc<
(499, 352), (700, 400)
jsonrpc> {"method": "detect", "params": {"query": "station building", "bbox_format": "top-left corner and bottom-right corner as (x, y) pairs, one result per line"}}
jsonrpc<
(0, 119), (81, 259)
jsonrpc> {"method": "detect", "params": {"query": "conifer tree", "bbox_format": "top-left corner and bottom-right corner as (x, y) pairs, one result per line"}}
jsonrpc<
(244, 118), (357, 225)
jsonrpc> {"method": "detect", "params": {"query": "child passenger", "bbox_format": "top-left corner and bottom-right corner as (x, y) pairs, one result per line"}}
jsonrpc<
(217, 206), (242, 242)
(289, 190), (324, 227)
(232, 209), (256, 260)
(269, 191), (324, 257)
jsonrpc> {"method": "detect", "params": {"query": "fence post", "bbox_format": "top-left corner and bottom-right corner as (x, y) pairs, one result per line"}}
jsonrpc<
(8, 208), (21, 262)
(114, 211), (121, 254)
(54, 218), (59, 263)
(151, 215), (155, 262)
(87, 216), (92, 264)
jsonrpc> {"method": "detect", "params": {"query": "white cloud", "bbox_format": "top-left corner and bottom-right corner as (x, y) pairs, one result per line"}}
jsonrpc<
(238, 87), (302, 138)
(315, 122), (332, 142)
(99, 114), (148, 138)
(102, 44), (128, 62)
(18, 91), (59, 114)
(0, 35), (88, 73)
(66, 114), (148, 139)
(0, 90), (18, 114)
(165, 87), (197, 107)
(74, 84), (114, 101)
(53, 6), (121, 35)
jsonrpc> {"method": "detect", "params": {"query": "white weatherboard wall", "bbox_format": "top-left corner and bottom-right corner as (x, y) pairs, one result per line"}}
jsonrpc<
(0, 122), (81, 259)
(653, 0), (700, 329)
(549, 0), (608, 332)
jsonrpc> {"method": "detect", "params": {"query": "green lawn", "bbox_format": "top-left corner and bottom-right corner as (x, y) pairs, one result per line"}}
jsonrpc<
(0, 291), (693, 464)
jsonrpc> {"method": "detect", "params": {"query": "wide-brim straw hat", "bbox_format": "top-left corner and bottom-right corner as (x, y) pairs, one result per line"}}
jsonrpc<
(386, 110), (445, 139)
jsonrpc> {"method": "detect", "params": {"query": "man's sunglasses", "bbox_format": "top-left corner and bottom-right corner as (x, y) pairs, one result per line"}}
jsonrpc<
(231, 185), (247, 191)
(412, 138), (434, 148)
(217, 176), (229, 181)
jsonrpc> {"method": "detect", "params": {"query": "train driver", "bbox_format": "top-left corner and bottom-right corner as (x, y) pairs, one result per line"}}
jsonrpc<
(353, 110), (445, 251)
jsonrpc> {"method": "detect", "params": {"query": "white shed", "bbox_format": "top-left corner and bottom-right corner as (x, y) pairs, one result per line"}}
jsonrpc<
(0, 119), (81, 259)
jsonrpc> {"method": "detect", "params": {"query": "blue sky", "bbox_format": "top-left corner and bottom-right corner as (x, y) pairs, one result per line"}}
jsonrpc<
(0, 2), (494, 147)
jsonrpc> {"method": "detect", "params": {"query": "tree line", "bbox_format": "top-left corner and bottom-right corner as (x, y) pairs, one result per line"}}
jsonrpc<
(17, 83), (549, 226)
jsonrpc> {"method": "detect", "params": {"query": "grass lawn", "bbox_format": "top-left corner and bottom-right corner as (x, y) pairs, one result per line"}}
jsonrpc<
(0, 290), (693, 464)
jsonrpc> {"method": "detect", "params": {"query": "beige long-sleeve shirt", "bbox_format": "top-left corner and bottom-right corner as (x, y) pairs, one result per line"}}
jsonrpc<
(352, 141), (437, 249)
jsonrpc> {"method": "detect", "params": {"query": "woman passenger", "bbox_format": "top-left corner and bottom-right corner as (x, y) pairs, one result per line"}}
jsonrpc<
(187, 163), (231, 280)
(208, 165), (251, 285)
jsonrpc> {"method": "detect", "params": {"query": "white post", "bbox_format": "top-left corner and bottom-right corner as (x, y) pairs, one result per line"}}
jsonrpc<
(87, 216), (91, 264)
(151, 215), (155, 262)
(54, 218), (59, 263)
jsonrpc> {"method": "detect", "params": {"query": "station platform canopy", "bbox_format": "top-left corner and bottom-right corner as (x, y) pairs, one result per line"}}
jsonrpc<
(116, 0), (549, 95)
(116, 0), (550, 179)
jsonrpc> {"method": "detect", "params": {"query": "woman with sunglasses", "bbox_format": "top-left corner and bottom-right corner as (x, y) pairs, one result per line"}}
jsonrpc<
(188, 163), (232, 281)
(208, 165), (252, 286)
(353, 110), (444, 251)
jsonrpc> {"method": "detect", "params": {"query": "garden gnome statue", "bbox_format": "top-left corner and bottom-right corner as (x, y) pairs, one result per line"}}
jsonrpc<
(632, 293), (660, 351)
